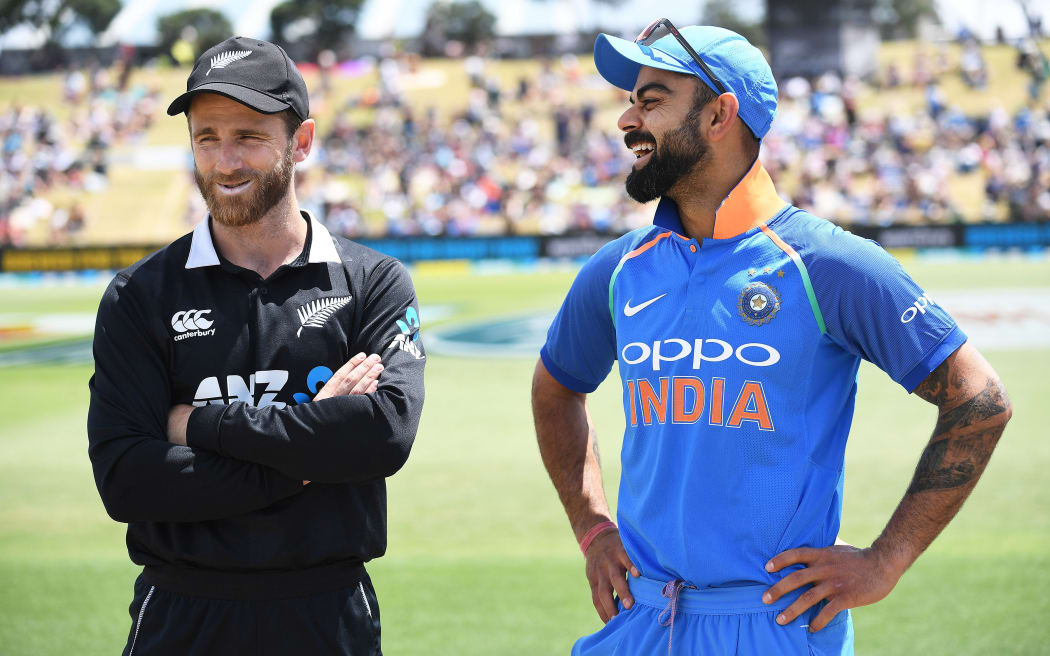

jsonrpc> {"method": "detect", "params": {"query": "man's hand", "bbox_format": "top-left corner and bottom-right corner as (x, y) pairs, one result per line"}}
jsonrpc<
(314, 352), (383, 401)
(167, 404), (194, 446)
(586, 529), (641, 624)
(762, 543), (901, 632)
(166, 353), (383, 448)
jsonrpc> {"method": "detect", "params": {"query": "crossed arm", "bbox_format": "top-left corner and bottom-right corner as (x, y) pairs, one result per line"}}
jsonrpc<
(762, 340), (1012, 630)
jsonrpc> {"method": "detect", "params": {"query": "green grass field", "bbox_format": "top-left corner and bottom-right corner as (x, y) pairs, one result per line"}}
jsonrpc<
(1, 257), (1049, 654)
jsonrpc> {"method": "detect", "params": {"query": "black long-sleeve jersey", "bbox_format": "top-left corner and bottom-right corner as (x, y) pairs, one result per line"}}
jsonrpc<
(87, 212), (425, 597)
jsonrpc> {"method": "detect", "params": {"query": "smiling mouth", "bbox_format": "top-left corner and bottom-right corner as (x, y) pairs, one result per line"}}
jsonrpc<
(216, 180), (252, 194)
(630, 143), (655, 159)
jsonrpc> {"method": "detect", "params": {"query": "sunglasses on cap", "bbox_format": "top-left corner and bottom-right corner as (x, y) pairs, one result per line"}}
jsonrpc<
(635, 18), (729, 95)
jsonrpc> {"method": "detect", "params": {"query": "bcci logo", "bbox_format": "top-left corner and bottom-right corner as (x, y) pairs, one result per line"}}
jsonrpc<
(737, 282), (781, 326)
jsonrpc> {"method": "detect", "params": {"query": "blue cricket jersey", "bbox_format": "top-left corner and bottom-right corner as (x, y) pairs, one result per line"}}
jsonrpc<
(540, 161), (966, 590)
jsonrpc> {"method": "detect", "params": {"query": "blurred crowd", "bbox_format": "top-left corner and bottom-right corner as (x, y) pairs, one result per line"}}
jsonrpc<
(299, 54), (650, 237)
(0, 62), (161, 246)
(764, 68), (1050, 225)
(2, 38), (1049, 247)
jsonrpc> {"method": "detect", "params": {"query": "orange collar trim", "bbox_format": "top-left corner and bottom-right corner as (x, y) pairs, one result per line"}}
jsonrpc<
(712, 159), (786, 239)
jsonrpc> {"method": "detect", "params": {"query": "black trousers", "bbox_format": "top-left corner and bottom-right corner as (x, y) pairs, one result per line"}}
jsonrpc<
(121, 570), (381, 655)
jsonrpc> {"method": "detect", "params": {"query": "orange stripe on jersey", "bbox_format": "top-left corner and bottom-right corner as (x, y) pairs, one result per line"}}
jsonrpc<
(713, 160), (787, 239)
(621, 230), (673, 264)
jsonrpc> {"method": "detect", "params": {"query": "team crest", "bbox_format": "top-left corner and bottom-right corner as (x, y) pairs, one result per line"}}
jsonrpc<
(738, 282), (781, 326)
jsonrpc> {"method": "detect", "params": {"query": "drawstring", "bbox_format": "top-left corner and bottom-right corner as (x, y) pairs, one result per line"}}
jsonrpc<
(657, 579), (694, 654)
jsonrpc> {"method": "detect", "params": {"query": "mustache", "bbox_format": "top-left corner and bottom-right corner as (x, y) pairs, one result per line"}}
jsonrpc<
(205, 170), (261, 185)
(624, 130), (657, 149)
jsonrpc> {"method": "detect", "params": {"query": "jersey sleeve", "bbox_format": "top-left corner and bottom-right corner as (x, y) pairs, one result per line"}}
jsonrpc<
(87, 273), (304, 523)
(539, 239), (622, 393)
(187, 258), (425, 483)
(806, 229), (967, 392)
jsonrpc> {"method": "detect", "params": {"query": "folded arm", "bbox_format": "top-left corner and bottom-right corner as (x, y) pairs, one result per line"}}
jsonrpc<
(183, 259), (426, 483)
(87, 274), (304, 524)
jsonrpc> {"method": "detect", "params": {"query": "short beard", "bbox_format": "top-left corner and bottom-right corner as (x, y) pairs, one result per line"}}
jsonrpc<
(624, 106), (710, 204)
(194, 142), (295, 228)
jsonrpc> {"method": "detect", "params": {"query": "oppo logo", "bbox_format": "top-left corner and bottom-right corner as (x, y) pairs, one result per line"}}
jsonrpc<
(900, 293), (936, 323)
(621, 338), (781, 371)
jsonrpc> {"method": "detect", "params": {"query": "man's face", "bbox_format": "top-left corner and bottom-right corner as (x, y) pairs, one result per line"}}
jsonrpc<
(618, 67), (711, 204)
(188, 94), (295, 227)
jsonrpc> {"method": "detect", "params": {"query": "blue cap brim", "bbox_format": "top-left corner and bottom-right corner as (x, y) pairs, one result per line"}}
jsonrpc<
(594, 33), (698, 92)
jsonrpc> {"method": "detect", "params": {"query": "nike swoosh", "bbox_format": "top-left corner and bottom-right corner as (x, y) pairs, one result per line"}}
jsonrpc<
(624, 293), (667, 317)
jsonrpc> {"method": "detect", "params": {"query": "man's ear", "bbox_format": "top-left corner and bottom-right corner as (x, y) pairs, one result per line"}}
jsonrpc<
(706, 93), (741, 144)
(292, 119), (316, 163)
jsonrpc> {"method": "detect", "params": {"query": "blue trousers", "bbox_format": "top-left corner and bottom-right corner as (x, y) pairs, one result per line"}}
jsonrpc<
(572, 576), (853, 655)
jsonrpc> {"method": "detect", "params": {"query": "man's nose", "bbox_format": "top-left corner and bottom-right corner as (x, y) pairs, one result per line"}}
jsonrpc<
(618, 104), (641, 133)
(215, 141), (242, 175)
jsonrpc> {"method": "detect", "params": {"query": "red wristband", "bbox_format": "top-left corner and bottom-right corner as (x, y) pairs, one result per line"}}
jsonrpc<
(579, 521), (617, 555)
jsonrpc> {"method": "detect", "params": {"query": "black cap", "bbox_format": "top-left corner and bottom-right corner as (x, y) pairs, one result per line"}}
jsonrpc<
(166, 36), (309, 120)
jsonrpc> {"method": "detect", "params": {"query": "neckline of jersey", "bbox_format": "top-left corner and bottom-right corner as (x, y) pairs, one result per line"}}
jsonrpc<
(652, 158), (788, 242)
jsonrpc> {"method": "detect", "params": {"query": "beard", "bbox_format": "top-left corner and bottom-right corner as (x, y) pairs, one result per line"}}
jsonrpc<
(624, 117), (710, 204)
(194, 142), (295, 227)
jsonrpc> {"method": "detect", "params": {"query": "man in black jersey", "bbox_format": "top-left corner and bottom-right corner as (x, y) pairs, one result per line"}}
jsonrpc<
(87, 37), (425, 655)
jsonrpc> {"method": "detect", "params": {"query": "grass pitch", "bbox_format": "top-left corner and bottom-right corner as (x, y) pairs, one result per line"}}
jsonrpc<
(0, 257), (1048, 654)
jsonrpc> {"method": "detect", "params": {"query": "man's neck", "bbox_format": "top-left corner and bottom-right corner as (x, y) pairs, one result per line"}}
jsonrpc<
(668, 153), (752, 242)
(210, 196), (308, 280)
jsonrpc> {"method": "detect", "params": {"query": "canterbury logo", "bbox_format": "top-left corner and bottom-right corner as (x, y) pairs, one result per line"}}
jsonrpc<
(172, 309), (213, 332)
(207, 50), (252, 76)
(297, 296), (352, 337)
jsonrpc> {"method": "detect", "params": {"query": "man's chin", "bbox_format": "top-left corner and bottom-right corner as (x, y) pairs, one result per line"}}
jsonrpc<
(206, 199), (262, 227)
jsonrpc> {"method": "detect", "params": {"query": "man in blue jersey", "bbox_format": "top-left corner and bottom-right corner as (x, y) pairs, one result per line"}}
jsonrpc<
(532, 21), (1012, 655)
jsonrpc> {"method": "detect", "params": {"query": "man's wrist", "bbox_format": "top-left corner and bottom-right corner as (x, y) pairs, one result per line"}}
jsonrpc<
(868, 538), (913, 581)
(579, 520), (617, 555)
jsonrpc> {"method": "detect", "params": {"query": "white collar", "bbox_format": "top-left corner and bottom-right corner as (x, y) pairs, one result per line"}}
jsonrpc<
(185, 210), (341, 269)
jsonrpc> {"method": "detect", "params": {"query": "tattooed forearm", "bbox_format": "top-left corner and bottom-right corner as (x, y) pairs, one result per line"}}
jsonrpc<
(590, 426), (601, 466)
(906, 377), (1010, 495)
(906, 428), (998, 494)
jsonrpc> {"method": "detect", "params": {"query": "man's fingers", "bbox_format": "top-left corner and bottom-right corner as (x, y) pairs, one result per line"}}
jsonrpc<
(809, 600), (844, 632)
(619, 551), (641, 578)
(330, 352), (367, 380)
(365, 380), (379, 394)
(775, 582), (832, 626)
(766, 547), (818, 573)
(607, 562), (633, 610)
(763, 567), (822, 604)
(590, 580), (616, 624)
(350, 362), (383, 394)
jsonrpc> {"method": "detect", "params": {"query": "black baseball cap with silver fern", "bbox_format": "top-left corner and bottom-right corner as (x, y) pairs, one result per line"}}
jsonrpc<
(166, 36), (309, 120)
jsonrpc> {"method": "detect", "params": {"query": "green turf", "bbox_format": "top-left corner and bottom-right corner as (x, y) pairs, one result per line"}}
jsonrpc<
(0, 258), (1048, 654)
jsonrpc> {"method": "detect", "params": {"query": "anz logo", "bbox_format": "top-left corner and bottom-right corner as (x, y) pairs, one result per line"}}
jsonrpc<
(191, 366), (332, 407)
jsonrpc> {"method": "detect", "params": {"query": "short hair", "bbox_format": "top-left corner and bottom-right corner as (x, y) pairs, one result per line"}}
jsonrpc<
(278, 109), (303, 140)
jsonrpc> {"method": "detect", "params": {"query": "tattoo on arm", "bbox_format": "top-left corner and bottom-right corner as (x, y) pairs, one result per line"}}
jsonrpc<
(907, 377), (1009, 495)
(590, 426), (601, 467)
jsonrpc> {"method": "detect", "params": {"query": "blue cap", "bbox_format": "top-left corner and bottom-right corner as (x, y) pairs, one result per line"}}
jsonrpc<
(594, 25), (778, 138)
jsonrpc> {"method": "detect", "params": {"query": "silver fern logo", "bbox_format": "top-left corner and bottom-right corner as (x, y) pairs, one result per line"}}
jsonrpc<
(297, 296), (352, 337)
(207, 50), (252, 76)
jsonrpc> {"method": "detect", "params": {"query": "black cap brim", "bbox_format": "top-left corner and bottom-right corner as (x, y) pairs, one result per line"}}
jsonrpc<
(166, 82), (293, 117)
